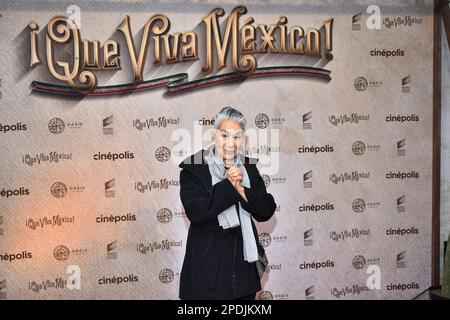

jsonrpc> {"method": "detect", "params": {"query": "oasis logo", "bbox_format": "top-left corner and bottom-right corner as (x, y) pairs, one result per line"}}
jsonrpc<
(159, 268), (175, 284)
(48, 118), (82, 134)
(397, 195), (406, 213)
(105, 178), (115, 198)
(255, 113), (270, 129)
(0, 122), (27, 133)
(103, 115), (113, 135)
(172, 148), (188, 158)
(133, 117), (179, 130)
(261, 174), (285, 188)
(53, 245), (70, 261)
(98, 274), (139, 285)
(53, 245), (87, 261)
(304, 229), (313, 246)
(50, 181), (67, 198)
(262, 174), (271, 188)
(302, 112), (312, 130)
(258, 291), (273, 300)
(303, 170), (312, 188)
(354, 76), (367, 91)
(329, 171), (370, 184)
(22, 151), (73, 166)
(258, 233), (272, 248)
(354, 76), (383, 91)
(155, 146), (171, 162)
(255, 113), (285, 128)
(48, 118), (65, 134)
(258, 290), (288, 300)
(352, 198), (380, 213)
(352, 255), (380, 270)
(157, 208), (173, 223)
(329, 113), (369, 126)
(397, 139), (406, 156)
(134, 179), (180, 192)
(352, 141), (380, 155)
(50, 182), (85, 198)
(0, 251), (32, 263)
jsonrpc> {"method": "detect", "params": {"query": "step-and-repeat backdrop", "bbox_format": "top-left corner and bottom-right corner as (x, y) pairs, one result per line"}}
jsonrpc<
(0, 0), (436, 299)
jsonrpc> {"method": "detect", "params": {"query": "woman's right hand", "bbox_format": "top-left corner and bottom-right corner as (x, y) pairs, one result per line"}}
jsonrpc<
(227, 166), (243, 189)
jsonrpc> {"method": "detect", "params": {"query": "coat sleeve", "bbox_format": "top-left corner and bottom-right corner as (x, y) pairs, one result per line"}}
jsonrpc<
(179, 168), (242, 226)
(240, 166), (277, 222)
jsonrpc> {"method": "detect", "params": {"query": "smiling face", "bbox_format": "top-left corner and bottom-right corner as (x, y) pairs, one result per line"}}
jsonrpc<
(214, 119), (244, 162)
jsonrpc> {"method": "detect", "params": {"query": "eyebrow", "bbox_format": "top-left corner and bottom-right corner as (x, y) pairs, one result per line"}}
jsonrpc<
(219, 129), (243, 135)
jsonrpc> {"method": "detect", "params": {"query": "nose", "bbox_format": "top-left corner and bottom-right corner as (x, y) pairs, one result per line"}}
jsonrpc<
(224, 136), (235, 149)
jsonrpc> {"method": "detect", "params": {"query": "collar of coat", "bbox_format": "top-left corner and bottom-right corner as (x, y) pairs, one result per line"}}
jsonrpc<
(179, 148), (259, 191)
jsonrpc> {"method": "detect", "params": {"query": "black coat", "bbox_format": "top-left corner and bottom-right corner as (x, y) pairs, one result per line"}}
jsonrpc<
(178, 149), (277, 300)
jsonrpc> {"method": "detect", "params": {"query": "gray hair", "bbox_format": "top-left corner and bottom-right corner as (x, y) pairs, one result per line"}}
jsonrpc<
(213, 106), (247, 131)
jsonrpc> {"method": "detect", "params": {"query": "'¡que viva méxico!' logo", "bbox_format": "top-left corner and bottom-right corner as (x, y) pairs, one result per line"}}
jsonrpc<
(27, 6), (333, 96)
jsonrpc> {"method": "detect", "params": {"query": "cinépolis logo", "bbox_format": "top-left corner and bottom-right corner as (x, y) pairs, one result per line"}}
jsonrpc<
(93, 151), (134, 161)
(298, 144), (334, 154)
(0, 122), (27, 134)
(299, 202), (335, 213)
(98, 274), (139, 286)
(299, 259), (335, 271)
(27, 6), (333, 96)
(96, 213), (136, 224)
(0, 251), (33, 263)
(1, 187), (29, 198)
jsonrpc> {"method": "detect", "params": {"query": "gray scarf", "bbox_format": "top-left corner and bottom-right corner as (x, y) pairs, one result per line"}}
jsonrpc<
(205, 145), (258, 263)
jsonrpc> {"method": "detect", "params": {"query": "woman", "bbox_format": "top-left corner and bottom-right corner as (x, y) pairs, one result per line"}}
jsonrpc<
(178, 106), (277, 300)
